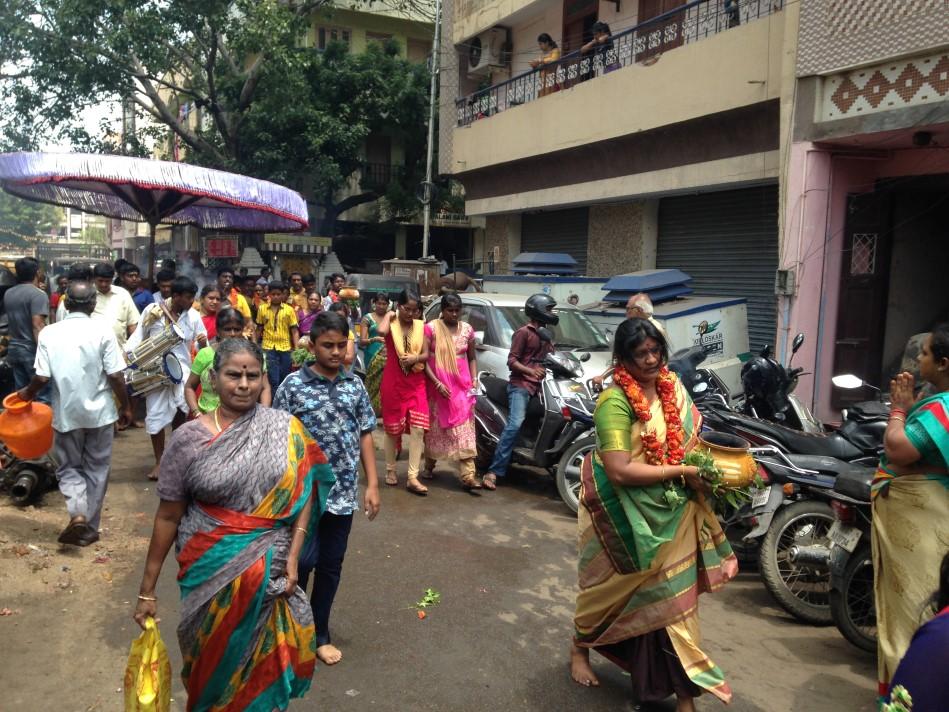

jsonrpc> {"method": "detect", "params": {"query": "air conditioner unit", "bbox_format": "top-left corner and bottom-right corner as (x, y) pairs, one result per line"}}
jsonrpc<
(467, 28), (507, 76)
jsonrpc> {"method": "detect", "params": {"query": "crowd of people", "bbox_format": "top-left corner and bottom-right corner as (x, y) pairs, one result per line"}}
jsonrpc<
(4, 252), (948, 711)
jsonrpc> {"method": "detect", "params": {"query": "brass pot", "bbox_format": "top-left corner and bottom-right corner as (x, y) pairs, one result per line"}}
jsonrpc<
(696, 431), (757, 488)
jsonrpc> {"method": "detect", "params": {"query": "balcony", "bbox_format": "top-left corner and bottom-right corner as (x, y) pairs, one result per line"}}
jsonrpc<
(360, 162), (404, 190)
(456, 0), (782, 127)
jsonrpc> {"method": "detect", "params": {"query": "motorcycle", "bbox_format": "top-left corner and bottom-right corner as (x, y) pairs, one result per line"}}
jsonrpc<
(671, 346), (882, 624)
(474, 349), (597, 511)
(827, 466), (876, 652)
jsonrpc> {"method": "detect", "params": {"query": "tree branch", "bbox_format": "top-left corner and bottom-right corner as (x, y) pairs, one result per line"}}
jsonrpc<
(333, 190), (381, 216)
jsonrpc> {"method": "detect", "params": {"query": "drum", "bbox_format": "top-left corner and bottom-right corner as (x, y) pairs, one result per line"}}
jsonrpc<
(126, 353), (184, 396)
(126, 324), (184, 371)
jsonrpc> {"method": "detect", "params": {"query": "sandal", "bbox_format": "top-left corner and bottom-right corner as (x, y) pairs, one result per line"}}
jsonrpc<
(420, 469), (435, 480)
(406, 478), (429, 496)
(482, 473), (497, 491)
(461, 474), (483, 491)
(385, 469), (398, 487)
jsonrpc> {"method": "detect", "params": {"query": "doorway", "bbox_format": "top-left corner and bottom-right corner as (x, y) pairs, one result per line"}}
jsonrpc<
(832, 176), (949, 406)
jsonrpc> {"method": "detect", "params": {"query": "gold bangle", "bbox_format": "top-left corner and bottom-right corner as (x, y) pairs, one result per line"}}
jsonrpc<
(137, 594), (157, 602)
(294, 526), (308, 535)
(890, 416), (905, 424)
(661, 465), (665, 480)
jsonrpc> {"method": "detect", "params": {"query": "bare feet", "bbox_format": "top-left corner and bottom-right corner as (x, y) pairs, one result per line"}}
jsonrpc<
(482, 473), (497, 491)
(570, 644), (600, 687)
(147, 465), (160, 481)
(316, 643), (343, 665)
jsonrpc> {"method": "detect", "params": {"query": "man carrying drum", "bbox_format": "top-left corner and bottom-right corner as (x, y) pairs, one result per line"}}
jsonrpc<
(125, 276), (207, 481)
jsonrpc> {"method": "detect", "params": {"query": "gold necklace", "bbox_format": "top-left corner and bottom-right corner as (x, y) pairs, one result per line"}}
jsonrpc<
(213, 408), (224, 433)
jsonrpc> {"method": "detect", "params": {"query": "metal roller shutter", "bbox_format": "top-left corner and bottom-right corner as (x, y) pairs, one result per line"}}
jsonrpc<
(521, 208), (589, 274)
(656, 185), (779, 351)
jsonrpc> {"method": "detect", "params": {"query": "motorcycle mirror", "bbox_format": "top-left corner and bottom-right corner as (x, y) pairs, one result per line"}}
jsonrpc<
(832, 374), (865, 389)
(692, 382), (709, 394)
(474, 330), (485, 344)
(579, 353), (591, 362)
(792, 333), (805, 354)
(537, 327), (554, 343)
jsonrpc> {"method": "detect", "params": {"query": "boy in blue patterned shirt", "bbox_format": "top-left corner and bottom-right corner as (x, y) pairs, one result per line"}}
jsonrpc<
(273, 311), (380, 666)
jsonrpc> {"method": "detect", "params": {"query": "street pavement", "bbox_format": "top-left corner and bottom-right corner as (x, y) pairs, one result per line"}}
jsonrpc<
(0, 427), (877, 711)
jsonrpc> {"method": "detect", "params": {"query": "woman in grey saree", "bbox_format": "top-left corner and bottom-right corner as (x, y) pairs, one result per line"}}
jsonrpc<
(134, 339), (334, 711)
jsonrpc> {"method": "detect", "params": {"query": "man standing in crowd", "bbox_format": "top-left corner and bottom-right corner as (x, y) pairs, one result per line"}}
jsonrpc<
(17, 281), (131, 546)
(323, 272), (346, 310)
(92, 262), (139, 348)
(49, 274), (68, 321)
(481, 294), (558, 490)
(239, 275), (260, 323)
(289, 271), (308, 311)
(256, 266), (272, 287)
(257, 280), (299, 393)
(152, 269), (175, 305)
(4, 257), (49, 402)
(127, 276), (207, 480)
(117, 262), (153, 313)
(216, 265), (254, 339)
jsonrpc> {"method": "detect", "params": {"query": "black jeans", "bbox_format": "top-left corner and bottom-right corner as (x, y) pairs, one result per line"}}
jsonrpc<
(298, 511), (354, 647)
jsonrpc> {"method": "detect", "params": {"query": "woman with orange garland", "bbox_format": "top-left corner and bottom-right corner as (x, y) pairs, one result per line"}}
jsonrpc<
(570, 318), (738, 711)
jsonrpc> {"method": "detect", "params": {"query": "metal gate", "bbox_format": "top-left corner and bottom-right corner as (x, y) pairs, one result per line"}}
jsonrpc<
(521, 207), (589, 274)
(657, 185), (778, 351)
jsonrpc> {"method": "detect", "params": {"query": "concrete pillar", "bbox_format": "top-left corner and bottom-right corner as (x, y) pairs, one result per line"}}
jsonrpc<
(640, 199), (660, 269)
(586, 202), (647, 277)
(394, 226), (407, 259)
(483, 213), (521, 274)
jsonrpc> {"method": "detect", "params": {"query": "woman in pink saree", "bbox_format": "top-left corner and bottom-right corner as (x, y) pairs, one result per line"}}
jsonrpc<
(422, 293), (482, 490)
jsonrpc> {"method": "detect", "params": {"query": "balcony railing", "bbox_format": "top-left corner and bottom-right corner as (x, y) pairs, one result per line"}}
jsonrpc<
(455, 0), (782, 127)
(360, 162), (403, 189)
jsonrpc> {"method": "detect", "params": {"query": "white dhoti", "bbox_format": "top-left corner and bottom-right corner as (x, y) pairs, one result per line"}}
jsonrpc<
(144, 379), (187, 435)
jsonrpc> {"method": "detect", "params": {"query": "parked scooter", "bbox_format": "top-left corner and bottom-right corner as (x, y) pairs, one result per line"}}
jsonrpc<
(474, 348), (597, 510)
(827, 467), (876, 652)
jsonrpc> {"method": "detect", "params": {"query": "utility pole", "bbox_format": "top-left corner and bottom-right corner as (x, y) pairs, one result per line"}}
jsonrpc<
(421, 0), (443, 259)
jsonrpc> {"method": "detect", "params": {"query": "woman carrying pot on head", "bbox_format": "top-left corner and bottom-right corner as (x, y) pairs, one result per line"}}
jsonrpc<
(361, 292), (390, 412)
(872, 323), (949, 703)
(570, 317), (737, 711)
(421, 293), (481, 491)
(377, 288), (430, 495)
(185, 308), (272, 417)
(133, 338), (333, 711)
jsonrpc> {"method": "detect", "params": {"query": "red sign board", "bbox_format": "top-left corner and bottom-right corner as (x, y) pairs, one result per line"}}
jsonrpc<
(206, 237), (239, 259)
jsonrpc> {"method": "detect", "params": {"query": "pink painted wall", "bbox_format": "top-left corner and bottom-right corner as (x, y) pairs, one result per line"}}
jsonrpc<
(781, 142), (949, 422)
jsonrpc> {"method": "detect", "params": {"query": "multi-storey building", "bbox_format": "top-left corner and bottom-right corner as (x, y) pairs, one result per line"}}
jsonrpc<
(781, 0), (949, 420)
(440, 0), (795, 352)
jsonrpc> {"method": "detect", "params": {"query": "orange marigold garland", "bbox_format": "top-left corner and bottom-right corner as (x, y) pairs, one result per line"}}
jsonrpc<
(612, 365), (685, 465)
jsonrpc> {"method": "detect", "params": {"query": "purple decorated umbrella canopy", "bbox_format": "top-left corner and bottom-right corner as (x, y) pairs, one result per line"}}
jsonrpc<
(0, 152), (308, 281)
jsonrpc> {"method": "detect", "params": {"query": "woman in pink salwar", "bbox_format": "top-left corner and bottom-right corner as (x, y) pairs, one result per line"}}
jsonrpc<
(422, 293), (482, 490)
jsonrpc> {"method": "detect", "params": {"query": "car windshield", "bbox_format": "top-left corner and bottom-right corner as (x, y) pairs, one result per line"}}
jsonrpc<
(493, 306), (610, 350)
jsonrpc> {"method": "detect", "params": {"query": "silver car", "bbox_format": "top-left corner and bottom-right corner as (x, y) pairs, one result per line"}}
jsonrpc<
(423, 293), (613, 381)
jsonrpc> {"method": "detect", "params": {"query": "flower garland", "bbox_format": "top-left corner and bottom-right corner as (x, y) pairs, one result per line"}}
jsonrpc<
(612, 365), (685, 465)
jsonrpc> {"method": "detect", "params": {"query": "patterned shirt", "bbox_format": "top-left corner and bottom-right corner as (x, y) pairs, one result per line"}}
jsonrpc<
(273, 365), (376, 515)
(256, 301), (298, 351)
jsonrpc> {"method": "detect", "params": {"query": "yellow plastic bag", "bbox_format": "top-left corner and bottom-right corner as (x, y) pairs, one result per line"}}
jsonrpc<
(124, 617), (172, 712)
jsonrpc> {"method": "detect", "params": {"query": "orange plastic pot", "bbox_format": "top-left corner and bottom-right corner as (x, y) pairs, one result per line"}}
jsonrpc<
(0, 393), (54, 459)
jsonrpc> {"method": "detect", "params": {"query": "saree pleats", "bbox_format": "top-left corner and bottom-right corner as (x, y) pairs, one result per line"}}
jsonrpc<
(175, 411), (334, 712)
(872, 392), (949, 694)
(574, 379), (734, 704)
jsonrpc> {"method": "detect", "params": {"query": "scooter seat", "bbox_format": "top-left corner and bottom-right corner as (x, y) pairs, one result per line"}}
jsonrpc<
(733, 415), (864, 461)
(833, 466), (873, 502)
(481, 375), (544, 418)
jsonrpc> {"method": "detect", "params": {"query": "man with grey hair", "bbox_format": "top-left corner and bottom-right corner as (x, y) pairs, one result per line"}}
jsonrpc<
(17, 281), (131, 547)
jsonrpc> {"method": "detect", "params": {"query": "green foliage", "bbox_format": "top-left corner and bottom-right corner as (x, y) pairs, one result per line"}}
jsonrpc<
(0, 191), (62, 246)
(415, 588), (441, 609)
(684, 449), (761, 513)
(0, 0), (432, 224)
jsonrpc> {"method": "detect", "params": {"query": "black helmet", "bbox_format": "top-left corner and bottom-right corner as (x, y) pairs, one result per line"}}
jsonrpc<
(525, 293), (559, 326)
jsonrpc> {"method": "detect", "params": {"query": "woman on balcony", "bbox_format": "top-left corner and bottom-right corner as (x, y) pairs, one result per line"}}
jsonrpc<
(530, 33), (561, 97)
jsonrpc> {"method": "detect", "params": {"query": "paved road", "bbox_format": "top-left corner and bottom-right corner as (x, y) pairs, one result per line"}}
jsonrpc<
(0, 429), (877, 711)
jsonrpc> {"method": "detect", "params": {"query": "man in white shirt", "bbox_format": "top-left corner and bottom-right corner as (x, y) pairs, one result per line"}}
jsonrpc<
(56, 262), (140, 347)
(17, 281), (131, 547)
(126, 276), (207, 480)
